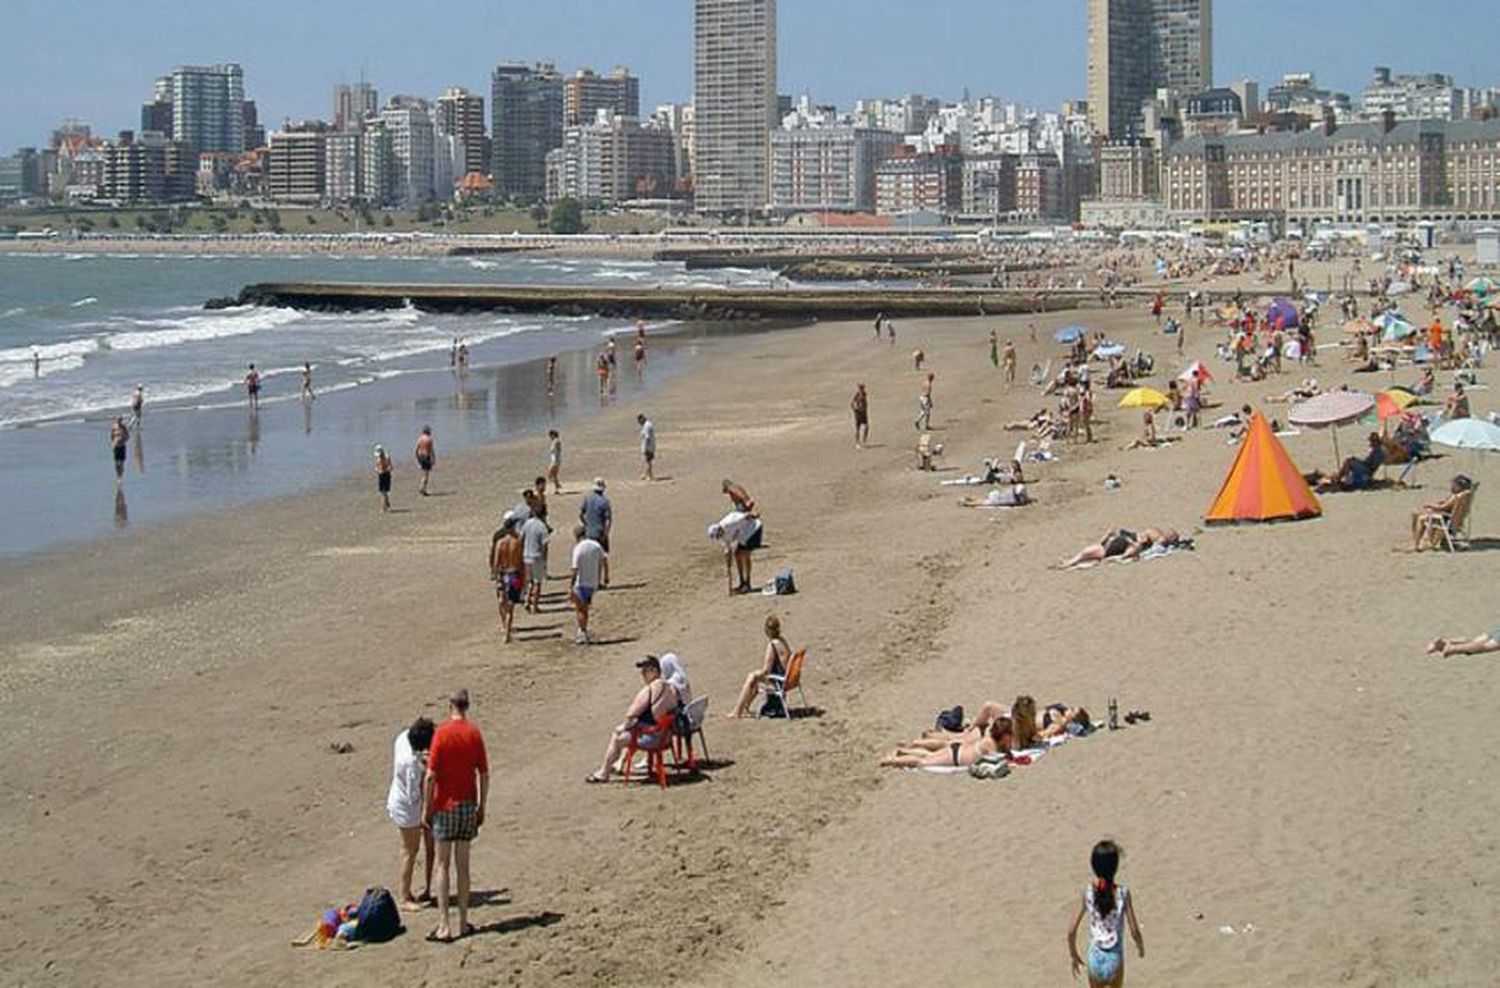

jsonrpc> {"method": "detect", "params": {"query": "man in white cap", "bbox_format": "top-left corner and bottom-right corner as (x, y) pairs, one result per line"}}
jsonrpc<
(579, 477), (612, 588)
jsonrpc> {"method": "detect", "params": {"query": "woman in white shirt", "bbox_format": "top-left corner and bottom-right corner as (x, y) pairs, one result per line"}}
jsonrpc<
(387, 717), (436, 908)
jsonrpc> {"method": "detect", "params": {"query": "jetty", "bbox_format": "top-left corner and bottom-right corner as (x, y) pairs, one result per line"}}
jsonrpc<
(232, 282), (1088, 320)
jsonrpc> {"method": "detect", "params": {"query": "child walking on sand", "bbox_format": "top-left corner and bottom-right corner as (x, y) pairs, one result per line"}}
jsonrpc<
(1067, 840), (1144, 987)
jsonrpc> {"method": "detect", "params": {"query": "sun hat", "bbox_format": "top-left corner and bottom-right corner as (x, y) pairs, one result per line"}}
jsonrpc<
(593, 477), (607, 491)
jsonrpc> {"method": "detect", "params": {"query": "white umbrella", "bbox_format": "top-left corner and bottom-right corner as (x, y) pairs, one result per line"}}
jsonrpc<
(1431, 418), (1500, 452)
(1289, 391), (1376, 462)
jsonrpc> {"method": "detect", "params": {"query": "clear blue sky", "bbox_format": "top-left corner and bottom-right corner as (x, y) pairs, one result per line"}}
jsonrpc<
(1, 0), (1493, 149)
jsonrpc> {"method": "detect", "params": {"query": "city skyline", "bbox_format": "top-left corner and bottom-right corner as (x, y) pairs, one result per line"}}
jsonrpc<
(3, 0), (1497, 151)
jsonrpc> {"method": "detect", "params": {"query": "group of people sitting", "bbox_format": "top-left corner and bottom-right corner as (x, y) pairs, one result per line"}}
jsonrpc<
(879, 696), (1091, 768)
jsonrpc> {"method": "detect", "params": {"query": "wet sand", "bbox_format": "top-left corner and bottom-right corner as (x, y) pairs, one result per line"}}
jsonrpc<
(3, 273), (1498, 986)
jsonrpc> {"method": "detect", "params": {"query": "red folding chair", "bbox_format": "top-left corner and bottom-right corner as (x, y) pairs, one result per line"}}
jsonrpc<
(621, 710), (679, 789)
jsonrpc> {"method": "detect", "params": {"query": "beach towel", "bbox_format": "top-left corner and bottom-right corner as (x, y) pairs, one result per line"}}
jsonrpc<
(1122, 540), (1195, 564)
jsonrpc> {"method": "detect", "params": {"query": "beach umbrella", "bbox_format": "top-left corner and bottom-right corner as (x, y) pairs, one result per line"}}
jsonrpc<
(1289, 390), (1376, 462)
(1178, 360), (1214, 383)
(1375, 392), (1407, 423)
(1053, 326), (1085, 344)
(1093, 342), (1126, 359)
(1430, 418), (1500, 453)
(1381, 387), (1417, 410)
(1266, 297), (1300, 329)
(1118, 387), (1170, 409)
(1376, 311), (1417, 342)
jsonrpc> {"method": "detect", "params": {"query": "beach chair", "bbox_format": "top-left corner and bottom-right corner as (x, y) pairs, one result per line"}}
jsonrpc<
(1424, 486), (1476, 552)
(621, 711), (680, 789)
(673, 695), (710, 771)
(761, 649), (808, 719)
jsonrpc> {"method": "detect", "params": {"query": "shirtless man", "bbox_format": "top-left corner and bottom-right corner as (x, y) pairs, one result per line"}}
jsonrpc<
(1002, 340), (1017, 384)
(415, 426), (436, 496)
(244, 364), (261, 409)
(851, 383), (869, 449)
(130, 384), (144, 425)
(300, 362), (315, 400)
(489, 516), (525, 644)
(914, 372), (935, 431)
(545, 355), (557, 397)
(110, 416), (131, 481)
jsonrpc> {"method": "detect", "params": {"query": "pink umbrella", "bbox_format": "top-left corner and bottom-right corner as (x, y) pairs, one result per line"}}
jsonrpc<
(1288, 390), (1376, 462)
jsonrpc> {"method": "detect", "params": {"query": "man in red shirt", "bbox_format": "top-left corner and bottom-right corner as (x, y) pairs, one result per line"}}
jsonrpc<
(423, 689), (489, 942)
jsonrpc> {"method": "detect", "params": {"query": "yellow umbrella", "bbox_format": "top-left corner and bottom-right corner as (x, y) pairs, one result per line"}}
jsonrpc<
(1118, 387), (1170, 409)
(1380, 387), (1416, 410)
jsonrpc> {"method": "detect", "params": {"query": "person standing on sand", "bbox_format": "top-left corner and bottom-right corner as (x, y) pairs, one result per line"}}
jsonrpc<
(887, 318), (897, 346)
(300, 362), (315, 400)
(245, 364), (261, 408)
(520, 510), (550, 614)
(569, 524), (606, 644)
(374, 445), (393, 512)
(110, 416), (130, 481)
(914, 372), (935, 431)
(989, 329), (1000, 369)
(873, 311), (885, 340)
(1028, 321), (1037, 343)
(1003, 340), (1017, 385)
(422, 689), (489, 944)
(1067, 840), (1145, 987)
(415, 426), (436, 496)
(387, 716), (435, 909)
(545, 355), (557, 397)
(490, 515), (524, 643)
(130, 384), (144, 425)
(547, 429), (563, 492)
(580, 477), (612, 587)
(851, 383), (870, 449)
(638, 413), (657, 481)
(595, 352), (610, 398)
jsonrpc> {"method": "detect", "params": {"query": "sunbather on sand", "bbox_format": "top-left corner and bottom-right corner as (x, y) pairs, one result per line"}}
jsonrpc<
(960, 484), (1030, 508)
(916, 696), (1047, 748)
(1122, 411), (1175, 450)
(1426, 629), (1500, 658)
(1060, 527), (1183, 568)
(880, 717), (1013, 768)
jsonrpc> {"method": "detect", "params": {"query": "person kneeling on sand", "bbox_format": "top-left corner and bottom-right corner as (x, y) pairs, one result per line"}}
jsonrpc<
(726, 614), (792, 719)
(880, 716), (1014, 769)
(1060, 527), (1184, 568)
(1426, 628), (1500, 658)
(586, 655), (682, 783)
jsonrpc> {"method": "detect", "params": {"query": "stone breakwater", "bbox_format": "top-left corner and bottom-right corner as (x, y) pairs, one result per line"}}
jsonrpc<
(230, 282), (1090, 319)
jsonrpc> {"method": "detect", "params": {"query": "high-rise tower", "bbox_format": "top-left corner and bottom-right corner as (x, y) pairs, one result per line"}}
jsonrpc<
(1087, 0), (1211, 139)
(692, 0), (777, 214)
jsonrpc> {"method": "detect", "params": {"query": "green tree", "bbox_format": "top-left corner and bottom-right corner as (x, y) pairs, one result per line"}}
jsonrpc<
(548, 198), (585, 235)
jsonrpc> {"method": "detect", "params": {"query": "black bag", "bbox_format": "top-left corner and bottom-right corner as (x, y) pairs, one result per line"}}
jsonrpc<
(673, 706), (694, 738)
(935, 705), (965, 733)
(352, 887), (403, 943)
(759, 692), (787, 719)
(773, 569), (797, 595)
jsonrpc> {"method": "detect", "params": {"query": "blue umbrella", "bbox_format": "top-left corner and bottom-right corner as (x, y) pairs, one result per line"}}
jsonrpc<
(1053, 326), (1085, 344)
(1266, 297), (1300, 329)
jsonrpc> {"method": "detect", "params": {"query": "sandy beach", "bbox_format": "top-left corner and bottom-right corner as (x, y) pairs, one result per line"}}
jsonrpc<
(3, 272), (1499, 986)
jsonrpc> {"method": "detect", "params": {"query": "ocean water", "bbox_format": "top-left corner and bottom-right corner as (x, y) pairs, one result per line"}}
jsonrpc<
(0, 251), (779, 556)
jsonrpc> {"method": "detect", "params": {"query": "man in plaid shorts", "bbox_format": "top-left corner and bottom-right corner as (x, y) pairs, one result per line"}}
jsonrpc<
(422, 689), (490, 942)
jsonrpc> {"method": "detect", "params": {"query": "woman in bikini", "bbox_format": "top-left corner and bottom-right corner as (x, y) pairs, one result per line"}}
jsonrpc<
(725, 614), (790, 719)
(880, 716), (1013, 769)
(1060, 527), (1182, 568)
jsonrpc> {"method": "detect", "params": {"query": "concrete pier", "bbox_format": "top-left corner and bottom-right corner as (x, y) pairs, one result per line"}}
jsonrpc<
(233, 282), (1085, 319)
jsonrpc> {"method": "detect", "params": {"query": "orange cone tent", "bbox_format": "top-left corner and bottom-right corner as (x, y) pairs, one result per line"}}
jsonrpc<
(1205, 412), (1322, 523)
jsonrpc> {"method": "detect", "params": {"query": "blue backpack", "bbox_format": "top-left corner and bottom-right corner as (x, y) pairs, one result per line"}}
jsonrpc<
(352, 887), (403, 943)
